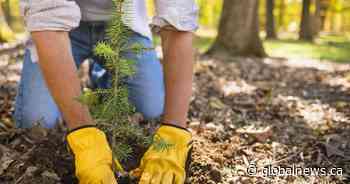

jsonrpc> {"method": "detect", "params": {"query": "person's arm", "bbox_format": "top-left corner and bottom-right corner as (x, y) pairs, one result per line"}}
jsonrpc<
(33, 31), (122, 183)
(150, 0), (199, 128)
(21, 1), (121, 183)
(133, 1), (199, 183)
(135, 28), (195, 184)
(32, 31), (93, 129)
(160, 30), (194, 128)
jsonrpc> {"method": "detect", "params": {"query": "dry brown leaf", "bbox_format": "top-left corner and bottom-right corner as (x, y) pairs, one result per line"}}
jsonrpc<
(209, 97), (226, 109)
(0, 144), (15, 175)
(237, 126), (273, 142)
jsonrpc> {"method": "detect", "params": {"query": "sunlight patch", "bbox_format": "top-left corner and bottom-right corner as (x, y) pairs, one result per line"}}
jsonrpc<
(276, 95), (349, 128)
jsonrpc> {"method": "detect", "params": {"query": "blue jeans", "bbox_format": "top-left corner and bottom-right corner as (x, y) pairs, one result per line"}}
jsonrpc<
(14, 22), (165, 128)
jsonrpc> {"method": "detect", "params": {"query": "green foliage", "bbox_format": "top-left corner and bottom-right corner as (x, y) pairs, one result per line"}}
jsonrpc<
(178, 32), (350, 63)
(264, 35), (350, 63)
(151, 134), (174, 152)
(195, 0), (222, 28)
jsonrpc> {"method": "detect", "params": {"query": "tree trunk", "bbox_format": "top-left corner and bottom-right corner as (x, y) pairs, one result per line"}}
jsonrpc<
(207, 0), (266, 57)
(320, 0), (330, 30)
(266, 0), (277, 39)
(313, 0), (322, 35)
(278, 0), (286, 31)
(299, 0), (314, 41)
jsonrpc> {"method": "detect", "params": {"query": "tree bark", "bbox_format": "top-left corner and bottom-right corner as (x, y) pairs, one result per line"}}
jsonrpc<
(207, 0), (266, 57)
(313, 0), (322, 35)
(320, 0), (330, 30)
(266, 0), (277, 39)
(299, 0), (314, 41)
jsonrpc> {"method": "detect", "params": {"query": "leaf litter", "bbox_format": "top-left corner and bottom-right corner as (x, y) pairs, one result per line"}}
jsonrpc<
(1, 52), (350, 183)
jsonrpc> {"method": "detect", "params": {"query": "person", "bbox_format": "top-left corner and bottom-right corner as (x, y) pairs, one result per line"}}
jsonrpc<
(14, 0), (198, 184)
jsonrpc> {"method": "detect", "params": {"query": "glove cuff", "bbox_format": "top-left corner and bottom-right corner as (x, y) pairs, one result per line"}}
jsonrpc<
(157, 124), (192, 146)
(161, 123), (191, 133)
(67, 124), (97, 135)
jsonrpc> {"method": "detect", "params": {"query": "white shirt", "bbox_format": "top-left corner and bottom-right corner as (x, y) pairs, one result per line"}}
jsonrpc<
(20, 0), (198, 63)
(21, 0), (199, 39)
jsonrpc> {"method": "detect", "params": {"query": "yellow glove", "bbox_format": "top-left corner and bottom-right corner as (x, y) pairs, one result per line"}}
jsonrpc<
(132, 125), (192, 184)
(67, 126), (124, 184)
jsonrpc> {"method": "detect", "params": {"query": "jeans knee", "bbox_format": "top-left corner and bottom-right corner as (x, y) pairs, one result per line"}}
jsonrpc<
(141, 105), (164, 120)
(136, 98), (164, 120)
(14, 107), (61, 129)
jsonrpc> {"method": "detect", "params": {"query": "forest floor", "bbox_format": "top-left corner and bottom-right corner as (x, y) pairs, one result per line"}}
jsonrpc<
(1, 46), (350, 183)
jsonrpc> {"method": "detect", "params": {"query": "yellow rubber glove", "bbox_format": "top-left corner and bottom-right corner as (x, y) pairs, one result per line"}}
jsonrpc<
(67, 126), (124, 184)
(133, 125), (192, 184)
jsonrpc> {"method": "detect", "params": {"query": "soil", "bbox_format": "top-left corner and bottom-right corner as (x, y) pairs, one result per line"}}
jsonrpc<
(1, 51), (350, 183)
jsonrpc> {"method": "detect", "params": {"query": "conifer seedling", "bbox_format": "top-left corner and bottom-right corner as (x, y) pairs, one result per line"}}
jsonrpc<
(77, 0), (172, 178)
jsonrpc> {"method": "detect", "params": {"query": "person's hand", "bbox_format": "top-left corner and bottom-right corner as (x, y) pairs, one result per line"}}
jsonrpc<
(132, 125), (192, 184)
(67, 126), (124, 184)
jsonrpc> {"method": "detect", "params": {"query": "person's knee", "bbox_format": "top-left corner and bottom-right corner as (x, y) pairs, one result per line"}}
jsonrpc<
(15, 109), (60, 129)
(136, 97), (164, 120)
(141, 105), (164, 120)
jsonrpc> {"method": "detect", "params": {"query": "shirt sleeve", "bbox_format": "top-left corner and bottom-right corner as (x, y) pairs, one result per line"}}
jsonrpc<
(151, 0), (199, 33)
(20, 0), (81, 32)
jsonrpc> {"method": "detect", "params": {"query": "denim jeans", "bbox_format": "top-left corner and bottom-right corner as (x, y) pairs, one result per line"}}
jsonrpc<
(14, 21), (165, 128)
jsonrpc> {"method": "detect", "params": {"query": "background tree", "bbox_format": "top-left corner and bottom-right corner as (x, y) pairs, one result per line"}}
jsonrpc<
(313, 0), (322, 35)
(4, 0), (24, 33)
(0, 4), (15, 42)
(319, 0), (331, 29)
(266, 0), (277, 39)
(0, 0), (24, 43)
(299, 0), (314, 41)
(207, 0), (266, 57)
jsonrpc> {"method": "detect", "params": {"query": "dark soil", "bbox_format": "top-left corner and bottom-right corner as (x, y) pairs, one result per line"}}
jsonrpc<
(1, 52), (350, 183)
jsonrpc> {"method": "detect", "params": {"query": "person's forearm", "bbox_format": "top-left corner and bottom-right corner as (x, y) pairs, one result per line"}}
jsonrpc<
(31, 31), (93, 130)
(160, 30), (194, 128)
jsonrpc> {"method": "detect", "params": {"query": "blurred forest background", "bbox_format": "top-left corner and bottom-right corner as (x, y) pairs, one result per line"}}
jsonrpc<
(1, 0), (349, 62)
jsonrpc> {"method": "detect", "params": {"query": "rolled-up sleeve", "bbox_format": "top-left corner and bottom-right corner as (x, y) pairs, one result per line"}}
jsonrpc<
(151, 0), (199, 32)
(20, 0), (81, 32)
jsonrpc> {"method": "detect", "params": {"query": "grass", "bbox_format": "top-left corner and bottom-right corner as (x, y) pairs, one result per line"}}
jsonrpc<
(152, 35), (215, 53)
(264, 35), (350, 63)
(154, 31), (350, 63)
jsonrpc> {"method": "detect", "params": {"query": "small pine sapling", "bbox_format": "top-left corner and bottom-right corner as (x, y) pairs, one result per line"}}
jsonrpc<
(77, 0), (172, 175)
(78, 0), (149, 167)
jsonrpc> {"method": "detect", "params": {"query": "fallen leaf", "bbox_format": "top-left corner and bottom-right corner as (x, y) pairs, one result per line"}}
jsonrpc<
(209, 97), (226, 110)
(41, 171), (60, 181)
(0, 144), (14, 175)
(237, 126), (273, 142)
(317, 142), (345, 158)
